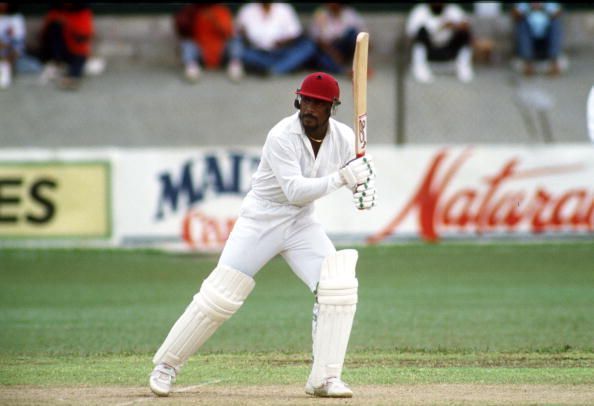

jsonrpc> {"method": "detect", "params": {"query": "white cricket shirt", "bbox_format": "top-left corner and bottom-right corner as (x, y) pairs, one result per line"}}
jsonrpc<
(235, 3), (302, 51)
(405, 4), (467, 46)
(247, 112), (355, 209)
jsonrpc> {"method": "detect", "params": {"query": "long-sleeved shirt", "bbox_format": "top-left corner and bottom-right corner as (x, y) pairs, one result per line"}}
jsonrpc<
(247, 112), (355, 211)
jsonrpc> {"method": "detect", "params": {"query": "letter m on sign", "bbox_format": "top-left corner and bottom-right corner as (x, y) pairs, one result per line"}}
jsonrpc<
(156, 162), (203, 220)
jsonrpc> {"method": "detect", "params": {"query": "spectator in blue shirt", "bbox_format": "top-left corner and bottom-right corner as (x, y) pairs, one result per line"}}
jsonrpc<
(512, 3), (563, 76)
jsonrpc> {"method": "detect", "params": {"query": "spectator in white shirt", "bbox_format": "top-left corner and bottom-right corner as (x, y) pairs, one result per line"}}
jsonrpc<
(0, 3), (42, 89)
(406, 2), (474, 83)
(308, 3), (367, 75)
(234, 3), (317, 75)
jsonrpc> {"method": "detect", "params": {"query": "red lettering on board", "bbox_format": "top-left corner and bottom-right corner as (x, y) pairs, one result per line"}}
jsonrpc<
(368, 148), (593, 243)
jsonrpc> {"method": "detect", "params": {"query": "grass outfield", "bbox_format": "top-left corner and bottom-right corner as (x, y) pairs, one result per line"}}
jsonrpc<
(0, 243), (593, 395)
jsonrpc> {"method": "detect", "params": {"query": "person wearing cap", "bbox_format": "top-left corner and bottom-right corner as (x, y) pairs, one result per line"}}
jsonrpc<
(148, 72), (377, 398)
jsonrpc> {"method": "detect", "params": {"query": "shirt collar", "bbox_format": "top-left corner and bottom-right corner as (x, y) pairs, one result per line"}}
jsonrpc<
(289, 112), (304, 135)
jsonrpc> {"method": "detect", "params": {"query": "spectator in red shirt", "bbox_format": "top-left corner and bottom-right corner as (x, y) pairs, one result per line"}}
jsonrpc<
(38, 2), (93, 90)
(174, 4), (243, 83)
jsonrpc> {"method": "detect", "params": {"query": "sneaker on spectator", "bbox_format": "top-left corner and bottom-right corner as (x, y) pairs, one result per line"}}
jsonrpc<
(227, 60), (244, 83)
(0, 61), (11, 89)
(456, 61), (474, 83)
(184, 62), (201, 83)
(411, 44), (434, 83)
(456, 47), (474, 83)
(39, 62), (61, 85)
(84, 56), (106, 76)
(413, 62), (434, 83)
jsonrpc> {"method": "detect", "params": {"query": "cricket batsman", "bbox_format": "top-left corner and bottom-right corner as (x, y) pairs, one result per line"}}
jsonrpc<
(149, 72), (377, 398)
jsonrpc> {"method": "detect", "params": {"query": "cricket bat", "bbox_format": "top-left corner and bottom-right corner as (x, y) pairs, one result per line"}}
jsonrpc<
(586, 86), (594, 142)
(353, 32), (369, 158)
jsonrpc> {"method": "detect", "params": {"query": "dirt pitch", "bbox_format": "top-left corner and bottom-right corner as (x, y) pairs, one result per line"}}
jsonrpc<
(1, 384), (593, 405)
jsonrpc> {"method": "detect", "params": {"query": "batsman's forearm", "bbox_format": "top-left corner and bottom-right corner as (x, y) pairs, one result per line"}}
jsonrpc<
(282, 173), (344, 205)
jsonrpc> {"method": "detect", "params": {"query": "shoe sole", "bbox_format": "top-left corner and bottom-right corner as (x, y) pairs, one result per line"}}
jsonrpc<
(149, 381), (171, 397)
(305, 386), (353, 398)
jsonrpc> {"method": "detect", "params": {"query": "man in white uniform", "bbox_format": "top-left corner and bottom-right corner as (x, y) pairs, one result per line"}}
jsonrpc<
(406, 2), (474, 83)
(149, 72), (377, 398)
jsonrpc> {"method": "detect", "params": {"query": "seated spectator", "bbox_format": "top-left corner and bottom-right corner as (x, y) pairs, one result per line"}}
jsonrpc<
(0, 2), (22, 88)
(471, 2), (505, 65)
(406, 2), (474, 83)
(234, 2), (317, 76)
(37, 2), (94, 91)
(0, 3), (41, 88)
(512, 3), (563, 76)
(173, 3), (243, 83)
(308, 3), (367, 75)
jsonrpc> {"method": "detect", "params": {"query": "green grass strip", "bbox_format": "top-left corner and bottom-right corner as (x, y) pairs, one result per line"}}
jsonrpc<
(1, 352), (592, 386)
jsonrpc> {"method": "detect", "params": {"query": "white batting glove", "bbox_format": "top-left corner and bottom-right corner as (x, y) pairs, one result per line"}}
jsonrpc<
(339, 155), (375, 190)
(353, 180), (377, 210)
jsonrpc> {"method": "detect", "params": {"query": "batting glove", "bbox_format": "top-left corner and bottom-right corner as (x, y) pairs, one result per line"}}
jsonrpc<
(353, 180), (377, 210)
(339, 155), (375, 190)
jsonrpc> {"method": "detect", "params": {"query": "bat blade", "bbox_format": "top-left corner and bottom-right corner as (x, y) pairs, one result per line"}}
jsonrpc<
(587, 86), (594, 142)
(353, 32), (369, 158)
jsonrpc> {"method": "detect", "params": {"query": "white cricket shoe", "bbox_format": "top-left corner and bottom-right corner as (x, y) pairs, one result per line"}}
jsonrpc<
(305, 377), (353, 398)
(149, 363), (177, 397)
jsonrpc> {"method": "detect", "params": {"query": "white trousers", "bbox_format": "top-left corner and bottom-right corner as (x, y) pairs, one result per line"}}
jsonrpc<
(218, 195), (335, 292)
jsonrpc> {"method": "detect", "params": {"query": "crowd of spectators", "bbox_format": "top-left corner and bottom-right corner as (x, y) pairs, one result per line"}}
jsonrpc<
(173, 3), (367, 82)
(0, 2), (571, 91)
(405, 2), (567, 84)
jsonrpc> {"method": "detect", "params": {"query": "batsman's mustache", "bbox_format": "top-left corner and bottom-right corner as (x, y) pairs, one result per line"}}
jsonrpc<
(300, 113), (317, 121)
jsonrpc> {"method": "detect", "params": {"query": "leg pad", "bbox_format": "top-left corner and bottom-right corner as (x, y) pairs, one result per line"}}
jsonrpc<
(153, 265), (255, 370)
(309, 250), (358, 387)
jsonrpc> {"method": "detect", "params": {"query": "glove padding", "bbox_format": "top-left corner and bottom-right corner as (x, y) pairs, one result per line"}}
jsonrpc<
(339, 155), (376, 190)
(353, 180), (377, 210)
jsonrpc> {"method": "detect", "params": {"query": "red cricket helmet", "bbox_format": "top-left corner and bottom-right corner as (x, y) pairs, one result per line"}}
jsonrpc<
(295, 72), (341, 105)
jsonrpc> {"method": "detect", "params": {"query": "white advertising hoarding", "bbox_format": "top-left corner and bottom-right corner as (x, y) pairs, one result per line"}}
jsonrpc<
(317, 145), (594, 243)
(113, 148), (261, 251)
(112, 145), (594, 250)
(1, 145), (593, 250)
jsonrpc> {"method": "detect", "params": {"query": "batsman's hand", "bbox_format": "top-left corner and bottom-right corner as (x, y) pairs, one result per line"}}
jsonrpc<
(339, 155), (375, 190)
(353, 180), (377, 210)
